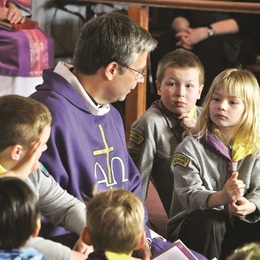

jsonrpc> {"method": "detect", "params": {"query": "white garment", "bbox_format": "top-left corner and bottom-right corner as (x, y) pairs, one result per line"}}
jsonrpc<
(54, 61), (110, 116)
(0, 75), (43, 97)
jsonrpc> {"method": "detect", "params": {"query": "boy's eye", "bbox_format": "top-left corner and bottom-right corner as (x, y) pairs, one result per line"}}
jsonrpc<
(168, 82), (177, 87)
(186, 84), (192, 88)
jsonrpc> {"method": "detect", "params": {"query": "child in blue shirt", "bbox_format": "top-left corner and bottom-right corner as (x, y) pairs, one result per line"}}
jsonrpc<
(0, 177), (46, 260)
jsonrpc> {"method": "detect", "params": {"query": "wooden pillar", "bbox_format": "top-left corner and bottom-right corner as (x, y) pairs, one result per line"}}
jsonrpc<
(125, 6), (149, 142)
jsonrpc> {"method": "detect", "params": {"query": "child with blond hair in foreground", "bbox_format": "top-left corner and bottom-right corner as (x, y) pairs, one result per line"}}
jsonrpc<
(83, 188), (145, 260)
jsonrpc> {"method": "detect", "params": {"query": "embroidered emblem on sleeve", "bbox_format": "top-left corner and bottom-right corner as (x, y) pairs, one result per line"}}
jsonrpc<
(128, 148), (139, 162)
(172, 153), (190, 167)
(129, 130), (144, 145)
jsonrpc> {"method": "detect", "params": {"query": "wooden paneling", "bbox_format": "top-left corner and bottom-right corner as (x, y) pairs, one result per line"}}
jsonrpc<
(125, 7), (149, 141)
(82, 0), (260, 14)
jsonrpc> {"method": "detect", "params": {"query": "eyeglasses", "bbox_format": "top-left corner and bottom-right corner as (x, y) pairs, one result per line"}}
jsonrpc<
(121, 65), (147, 79)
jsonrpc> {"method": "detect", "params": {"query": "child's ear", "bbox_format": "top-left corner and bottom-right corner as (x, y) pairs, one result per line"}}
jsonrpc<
(134, 231), (146, 251)
(32, 218), (41, 238)
(155, 80), (162, 96)
(197, 84), (204, 99)
(82, 226), (92, 245)
(10, 144), (23, 161)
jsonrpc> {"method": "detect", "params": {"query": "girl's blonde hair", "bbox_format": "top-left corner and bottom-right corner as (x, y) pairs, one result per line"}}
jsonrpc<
(193, 68), (260, 153)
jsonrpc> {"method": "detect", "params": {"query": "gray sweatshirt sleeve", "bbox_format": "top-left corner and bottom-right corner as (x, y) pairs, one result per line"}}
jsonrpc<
(128, 118), (156, 201)
(26, 168), (86, 235)
(26, 237), (71, 260)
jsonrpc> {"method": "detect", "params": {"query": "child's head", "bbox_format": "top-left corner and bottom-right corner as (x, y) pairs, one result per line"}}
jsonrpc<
(194, 68), (260, 148)
(227, 242), (260, 260)
(155, 48), (204, 114)
(0, 95), (52, 168)
(0, 177), (40, 249)
(84, 188), (145, 255)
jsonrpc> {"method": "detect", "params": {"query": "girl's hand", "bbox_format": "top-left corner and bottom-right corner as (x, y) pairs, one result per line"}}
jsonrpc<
(228, 197), (256, 217)
(207, 172), (245, 208)
(6, 2), (25, 24)
(222, 172), (245, 204)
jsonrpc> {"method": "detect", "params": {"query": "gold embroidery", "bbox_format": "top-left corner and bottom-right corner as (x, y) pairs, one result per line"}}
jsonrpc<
(93, 124), (114, 184)
(172, 153), (190, 167)
(129, 131), (144, 145)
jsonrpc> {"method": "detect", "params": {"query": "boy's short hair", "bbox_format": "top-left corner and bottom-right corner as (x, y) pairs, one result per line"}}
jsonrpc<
(86, 188), (144, 254)
(0, 95), (52, 152)
(0, 177), (40, 249)
(156, 48), (205, 85)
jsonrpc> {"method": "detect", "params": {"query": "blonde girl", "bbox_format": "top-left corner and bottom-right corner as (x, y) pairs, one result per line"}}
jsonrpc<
(167, 68), (260, 260)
